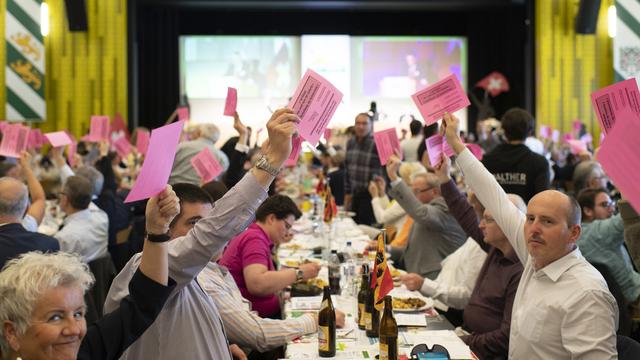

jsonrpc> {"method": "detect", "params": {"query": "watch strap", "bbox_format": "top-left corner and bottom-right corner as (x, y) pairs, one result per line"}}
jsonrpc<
(146, 233), (171, 243)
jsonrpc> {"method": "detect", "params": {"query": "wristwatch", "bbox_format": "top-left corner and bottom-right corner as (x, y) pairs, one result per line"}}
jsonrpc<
(295, 269), (304, 282)
(255, 155), (281, 176)
(145, 232), (171, 243)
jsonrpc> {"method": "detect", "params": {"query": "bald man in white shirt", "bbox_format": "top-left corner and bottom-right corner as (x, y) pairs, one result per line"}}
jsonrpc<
(442, 112), (617, 359)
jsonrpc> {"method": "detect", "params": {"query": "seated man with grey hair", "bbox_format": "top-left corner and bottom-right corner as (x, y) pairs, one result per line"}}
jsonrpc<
(385, 156), (467, 279)
(572, 160), (609, 196)
(169, 123), (230, 185)
(54, 175), (109, 263)
(0, 177), (59, 268)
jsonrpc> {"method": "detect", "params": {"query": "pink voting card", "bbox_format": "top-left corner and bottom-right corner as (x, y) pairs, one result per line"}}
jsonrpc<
(288, 69), (343, 146)
(135, 129), (150, 155)
(411, 73), (471, 125)
(110, 113), (130, 140)
(177, 107), (189, 121)
(223, 87), (238, 116)
(284, 135), (302, 167)
(28, 128), (45, 149)
(539, 125), (551, 139)
(324, 128), (332, 142)
(596, 115), (640, 213)
(572, 120), (583, 132)
(113, 136), (132, 159)
(551, 129), (560, 143)
(125, 121), (185, 203)
(562, 133), (574, 143)
(465, 143), (483, 160)
(191, 147), (223, 183)
(425, 135), (455, 168)
(591, 78), (640, 135)
(0, 124), (30, 158)
(580, 133), (593, 143)
(373, 128), (402, 165)
(90, 115), (110, 142)
(567, 139), (587, 155)
(45, 131), (73, 147)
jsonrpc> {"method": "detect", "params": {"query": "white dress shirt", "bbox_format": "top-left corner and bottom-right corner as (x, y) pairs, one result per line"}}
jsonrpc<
(419, 237), (486, 310)
(371, 195), (408, 230)
(54, 202), (108, 263)
(456, 148), (618, 359)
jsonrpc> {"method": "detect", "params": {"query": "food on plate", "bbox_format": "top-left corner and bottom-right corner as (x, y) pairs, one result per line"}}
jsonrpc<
(307, 277), (327, 289)
(392, 297), (426, 310)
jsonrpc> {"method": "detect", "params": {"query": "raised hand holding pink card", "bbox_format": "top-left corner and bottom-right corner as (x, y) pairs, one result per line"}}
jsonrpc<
(190, 147), (224, 183)
(288, 69), (343, 146)
(223, 87), (238, 116)
(44, 131), (73, 148)
(411, 73), (471, 125)
(591, 78), (640, 135)
(90, 115), (110, 142)
(125, 121), (185, 203)
(373, 128), (402, 165)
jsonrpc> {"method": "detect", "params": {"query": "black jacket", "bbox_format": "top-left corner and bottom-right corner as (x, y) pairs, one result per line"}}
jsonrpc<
(0, 223), (59, 268)
(481, 143), (550, 203)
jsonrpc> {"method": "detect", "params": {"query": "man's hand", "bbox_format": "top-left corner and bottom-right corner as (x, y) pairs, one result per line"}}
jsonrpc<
(385, 154), (401, 182)
(374, 175), (386, 193)
(18, 151), (32, 174)
(336, 309), (346, 328)
(50, 146), (66, 167)
(229, 344), (247, 360)
(99, 141), (110, 158)
(145, 185), (180, 235)
(298, 262), (321, 280)
(400, 273), (425, 291)
(441, 112), (466, 154)
(233, 112), (248, 137)
(368, 181), (379, 198)
(434, 153), (452, 185)
(262, 108), (300, 167)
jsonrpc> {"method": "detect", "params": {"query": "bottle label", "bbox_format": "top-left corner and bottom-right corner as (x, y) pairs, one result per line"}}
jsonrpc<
(380, 337), (397, 360)
(358, 304), (365, 326)
(318, 325), (329, 352)
(364, 312), (372, 330)
(380, 343), (389, 360)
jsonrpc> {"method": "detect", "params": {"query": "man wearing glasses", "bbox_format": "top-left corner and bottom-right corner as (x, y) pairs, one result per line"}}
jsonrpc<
(385, 155), (467, 279)
(576, 188), (640, 310)
(219, 194), (321, 319)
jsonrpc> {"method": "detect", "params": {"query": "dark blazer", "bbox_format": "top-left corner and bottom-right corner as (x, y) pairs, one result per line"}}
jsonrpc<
(78, 270), (176, 360)
(0, 223), (59, 268)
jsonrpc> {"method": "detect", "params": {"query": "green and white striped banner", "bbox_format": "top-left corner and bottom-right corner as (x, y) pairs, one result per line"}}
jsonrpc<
(5, 0), (45, 122)
(614, 0), (640, 83)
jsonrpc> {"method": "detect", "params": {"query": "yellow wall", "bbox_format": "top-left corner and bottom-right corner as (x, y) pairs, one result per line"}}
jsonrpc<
(1, 0), (127, 137)
(536, 0), (613, 142)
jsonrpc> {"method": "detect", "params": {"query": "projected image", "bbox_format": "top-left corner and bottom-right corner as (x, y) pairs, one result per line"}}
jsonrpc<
(181, 36), (300, 98)
(358, 37), (465, 98)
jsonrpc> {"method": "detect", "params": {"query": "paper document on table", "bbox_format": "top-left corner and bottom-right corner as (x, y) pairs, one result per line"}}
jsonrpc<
(288, 69), (343, 146)
(411, 73), (471, 125)
(290, 295), (338, 310)
(402, 330), (472, 359)
(591, 78), (640, 135)
(394, 313), (427, 327)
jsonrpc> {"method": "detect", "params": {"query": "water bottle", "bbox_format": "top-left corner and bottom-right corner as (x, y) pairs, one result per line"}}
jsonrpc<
(328, 250), (341, 295)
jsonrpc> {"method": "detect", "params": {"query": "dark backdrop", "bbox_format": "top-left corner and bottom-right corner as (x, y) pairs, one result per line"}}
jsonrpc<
(128, 0), (534, 134)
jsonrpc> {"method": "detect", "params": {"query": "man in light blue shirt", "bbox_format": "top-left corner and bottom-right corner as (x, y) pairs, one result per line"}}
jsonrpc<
(577, 187), (640, 304)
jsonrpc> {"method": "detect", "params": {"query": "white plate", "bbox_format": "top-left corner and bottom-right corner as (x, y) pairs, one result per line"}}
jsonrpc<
(392, 296), (434, 313)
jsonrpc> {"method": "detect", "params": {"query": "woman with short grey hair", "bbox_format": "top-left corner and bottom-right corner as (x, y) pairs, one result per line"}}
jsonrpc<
(0, 186), (180, 360)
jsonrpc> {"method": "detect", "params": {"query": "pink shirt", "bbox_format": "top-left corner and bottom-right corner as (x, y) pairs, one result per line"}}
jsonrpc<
(219, 223), (280, 317)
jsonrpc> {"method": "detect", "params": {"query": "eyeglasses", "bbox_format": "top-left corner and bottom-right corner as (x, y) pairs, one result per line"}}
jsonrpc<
(413, 187), (433, 195)
(281, 219), (294, 230)
(597, 200), (615, 208)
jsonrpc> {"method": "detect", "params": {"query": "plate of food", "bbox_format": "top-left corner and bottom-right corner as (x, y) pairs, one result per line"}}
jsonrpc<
(392, 296), (433, 313)
(282, 258), (321, 268)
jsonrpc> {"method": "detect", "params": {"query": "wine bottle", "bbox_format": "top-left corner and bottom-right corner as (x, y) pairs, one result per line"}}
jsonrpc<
(318, 286), (336, 357)
(357, 264), (370, 330)
(365, 269), (380, 338)
(379, 295), (398, 360)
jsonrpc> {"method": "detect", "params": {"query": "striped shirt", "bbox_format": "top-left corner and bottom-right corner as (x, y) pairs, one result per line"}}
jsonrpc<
(198, 262), (316, 353)
(344, 134), (383, 194)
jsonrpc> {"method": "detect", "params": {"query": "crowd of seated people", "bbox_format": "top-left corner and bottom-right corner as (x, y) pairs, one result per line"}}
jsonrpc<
(0, 99), (638, 360)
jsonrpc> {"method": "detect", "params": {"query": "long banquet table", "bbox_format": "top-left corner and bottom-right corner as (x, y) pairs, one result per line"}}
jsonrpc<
(279, 213), (474, 359)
